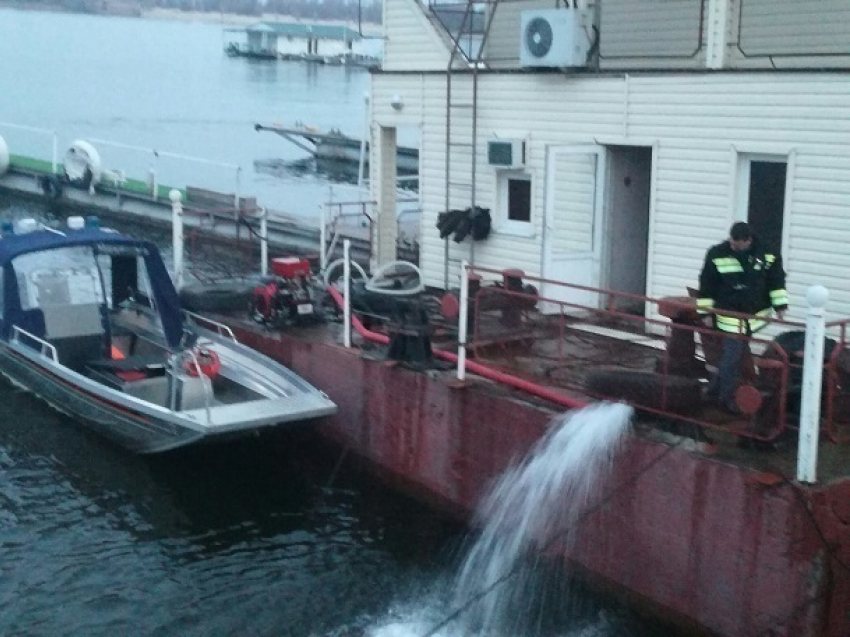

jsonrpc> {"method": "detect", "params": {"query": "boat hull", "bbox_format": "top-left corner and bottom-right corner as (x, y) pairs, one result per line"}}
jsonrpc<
(0, 329), (336, 454)
(0, 344), (204, 453)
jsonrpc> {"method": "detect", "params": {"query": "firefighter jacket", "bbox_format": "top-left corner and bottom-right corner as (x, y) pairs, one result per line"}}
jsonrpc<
(697, 238), (788, 334)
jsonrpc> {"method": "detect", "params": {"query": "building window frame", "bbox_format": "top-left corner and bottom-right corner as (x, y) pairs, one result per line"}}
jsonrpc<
(496, 170), (534, 237)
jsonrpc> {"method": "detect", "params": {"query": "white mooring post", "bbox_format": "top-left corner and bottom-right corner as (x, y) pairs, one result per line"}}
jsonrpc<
(457, 260), (470, 381)
(343, 239), (352, 348)
(170, 189), (185, 290)
(319, 204), (327, 274)
(259, 208), (268, 277)
(797, 285), (830, 484)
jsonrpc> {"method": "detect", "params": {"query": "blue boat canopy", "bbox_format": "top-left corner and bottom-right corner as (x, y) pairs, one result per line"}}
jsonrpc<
(0, 227), (184, 348)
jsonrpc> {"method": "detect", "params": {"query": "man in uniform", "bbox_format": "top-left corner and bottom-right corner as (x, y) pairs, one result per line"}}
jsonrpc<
(697, 222), (789, 413)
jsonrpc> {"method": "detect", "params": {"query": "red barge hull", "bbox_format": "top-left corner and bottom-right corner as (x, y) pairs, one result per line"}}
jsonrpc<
(231, 324), (850, 637)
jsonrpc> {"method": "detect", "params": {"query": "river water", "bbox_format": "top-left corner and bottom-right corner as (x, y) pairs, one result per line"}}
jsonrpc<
(0, 7), (377, 221)
(0, 10), (676, 637)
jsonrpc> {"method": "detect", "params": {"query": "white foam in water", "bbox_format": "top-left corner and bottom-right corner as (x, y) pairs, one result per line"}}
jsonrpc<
(359, 402), (634, 637)
(452, 402), (633, 635)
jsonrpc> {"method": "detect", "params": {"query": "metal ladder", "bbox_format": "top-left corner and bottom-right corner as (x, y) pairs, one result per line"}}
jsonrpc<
(427, 0), (501, 287)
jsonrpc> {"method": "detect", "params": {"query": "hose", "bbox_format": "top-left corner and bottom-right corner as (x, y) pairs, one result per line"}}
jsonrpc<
(363, 259), (426, 296)
(325, 286), (586, 411)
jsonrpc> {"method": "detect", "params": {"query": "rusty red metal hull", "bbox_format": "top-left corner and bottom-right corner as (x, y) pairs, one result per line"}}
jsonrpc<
(232, 324), (850, 637)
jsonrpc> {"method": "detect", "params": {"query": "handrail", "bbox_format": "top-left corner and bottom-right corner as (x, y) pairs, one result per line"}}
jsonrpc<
(11, 326), (58, 363)
(183, 310), (237, 342)
(463, 264), (820, 443)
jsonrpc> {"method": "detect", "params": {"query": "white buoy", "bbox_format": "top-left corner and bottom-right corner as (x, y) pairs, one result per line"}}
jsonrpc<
(16, 218), (38, 234)
(63, 140), (102, 187)
(67, 216), (85, 230)
(0, 135), (9, 175)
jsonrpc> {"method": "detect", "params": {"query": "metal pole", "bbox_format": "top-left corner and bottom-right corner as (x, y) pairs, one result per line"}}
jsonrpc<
(797, 285), (829, 484)
(343, 239), (352, 348)
(170, 189), (185, 290)
(51, 132), (58, 174)
(457, 260), (470, 381)
(320, 204), (327, 273)
(358, 92), (369, 188)
(152, 152), (159, 202)
(260, 209), (268, 276)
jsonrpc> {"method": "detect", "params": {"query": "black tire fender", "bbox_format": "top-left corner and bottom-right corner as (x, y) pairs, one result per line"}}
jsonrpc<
(38, 174), (63, 200)
(179, 281), (255, 313)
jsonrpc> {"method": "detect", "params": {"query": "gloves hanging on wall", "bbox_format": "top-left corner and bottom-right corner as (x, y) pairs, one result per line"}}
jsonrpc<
(435, 206), (491, 243)
(437, 209), (466, 239)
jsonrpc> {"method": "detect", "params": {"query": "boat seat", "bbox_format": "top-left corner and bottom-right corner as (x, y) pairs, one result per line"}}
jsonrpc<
(87, 354), (168, 379)
(42, 303), (107, 371)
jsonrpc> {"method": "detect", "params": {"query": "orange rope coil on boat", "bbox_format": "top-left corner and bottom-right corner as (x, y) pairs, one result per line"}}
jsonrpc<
(183, 347), (221, 379)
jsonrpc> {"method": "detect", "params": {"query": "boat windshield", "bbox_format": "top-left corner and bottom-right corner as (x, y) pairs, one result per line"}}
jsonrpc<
(14, 246), (104, 311)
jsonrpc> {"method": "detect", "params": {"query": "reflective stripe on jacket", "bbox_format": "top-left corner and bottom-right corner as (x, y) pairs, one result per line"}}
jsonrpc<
(697, 238), (788, 334)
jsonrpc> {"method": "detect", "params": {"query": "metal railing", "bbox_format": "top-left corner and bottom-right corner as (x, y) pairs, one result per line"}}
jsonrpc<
(11, 326), (59, 363)
(183, 311), (238, 342)
(457, 265), (850, 447)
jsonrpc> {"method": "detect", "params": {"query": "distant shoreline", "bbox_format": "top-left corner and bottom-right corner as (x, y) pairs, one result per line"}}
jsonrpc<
(0, 3), (380, 32)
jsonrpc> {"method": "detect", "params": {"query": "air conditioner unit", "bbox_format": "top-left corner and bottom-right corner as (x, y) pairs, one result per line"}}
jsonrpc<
(487, 139), (525, 168)
(520, 9), (591, 68)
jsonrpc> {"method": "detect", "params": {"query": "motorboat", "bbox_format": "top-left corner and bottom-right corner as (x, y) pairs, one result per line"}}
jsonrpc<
(0, 217), (337, 453)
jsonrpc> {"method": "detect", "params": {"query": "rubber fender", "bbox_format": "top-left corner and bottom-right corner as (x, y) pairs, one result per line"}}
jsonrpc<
(38, 174), (63, 200)
(179, 281), (256, 312)
(585, 367), (702, 415)
(765, 329), (846, 387)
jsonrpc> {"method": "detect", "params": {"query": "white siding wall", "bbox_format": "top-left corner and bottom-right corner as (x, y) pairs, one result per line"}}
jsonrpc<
(728, 0), (850, 69)
(382, 0), (452, 71)
(598, 0), (707, 70)
(374, 71), (850, 321)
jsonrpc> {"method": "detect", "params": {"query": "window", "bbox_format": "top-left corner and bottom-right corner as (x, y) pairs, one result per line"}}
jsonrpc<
(737, 154), (787, 254)
(498, 172), (533, 236)
(14, 247), (103, 310)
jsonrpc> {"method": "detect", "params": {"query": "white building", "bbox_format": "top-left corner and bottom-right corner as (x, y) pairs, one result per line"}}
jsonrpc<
(369, 0), (850, 323)
(226, 22), (370, 61)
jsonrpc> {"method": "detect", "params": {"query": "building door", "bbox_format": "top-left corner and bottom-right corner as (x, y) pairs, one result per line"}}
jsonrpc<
(542, 145), (606, 311)
(603, 146), (652, 314)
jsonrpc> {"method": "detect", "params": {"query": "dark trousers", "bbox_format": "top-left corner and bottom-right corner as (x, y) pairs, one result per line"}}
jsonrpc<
(712, 334), (748, 407)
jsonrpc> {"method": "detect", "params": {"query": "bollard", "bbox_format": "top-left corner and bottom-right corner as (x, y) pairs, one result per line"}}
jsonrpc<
(797, 285), (829, 484)
(259, 209), (268, 277)
(343, 240), (352, 349)
(457, 260), (470, 381)
(170, 189), (184, 291)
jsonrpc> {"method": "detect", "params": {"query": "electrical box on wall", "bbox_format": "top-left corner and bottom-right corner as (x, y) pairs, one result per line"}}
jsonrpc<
(487, 139), (525, 168)
(520, 8), (592, 68)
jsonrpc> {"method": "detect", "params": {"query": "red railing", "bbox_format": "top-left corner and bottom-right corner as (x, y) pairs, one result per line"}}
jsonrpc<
(462, 265), (850, 444)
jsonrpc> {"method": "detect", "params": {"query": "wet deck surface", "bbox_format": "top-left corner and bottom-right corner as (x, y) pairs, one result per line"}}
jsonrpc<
(215, 305), (850, 486)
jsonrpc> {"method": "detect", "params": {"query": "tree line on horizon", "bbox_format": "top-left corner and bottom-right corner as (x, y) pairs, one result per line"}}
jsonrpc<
(18, 0), (382, 24)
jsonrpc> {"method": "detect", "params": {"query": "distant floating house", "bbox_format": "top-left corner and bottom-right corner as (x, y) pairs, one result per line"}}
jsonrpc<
(224, 22), (379, 66)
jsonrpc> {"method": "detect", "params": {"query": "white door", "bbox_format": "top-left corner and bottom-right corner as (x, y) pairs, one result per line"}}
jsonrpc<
(542, 145), (606, 312)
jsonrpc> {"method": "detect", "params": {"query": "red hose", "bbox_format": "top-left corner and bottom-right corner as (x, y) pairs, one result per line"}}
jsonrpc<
(326, 286), (586, 411)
